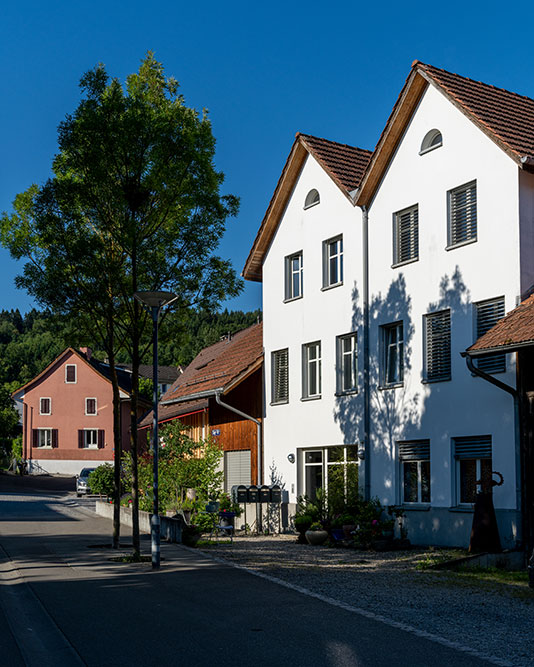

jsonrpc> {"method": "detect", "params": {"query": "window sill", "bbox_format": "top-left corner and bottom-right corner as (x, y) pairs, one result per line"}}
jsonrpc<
(378, 383), (403, 391)
(335, 389), (358, 397)
(445, 238), (477, 252)
(391, 257), (418, 269)
(401, 504), (431, 511)
(448, 505), (474, 513)
(39, 413), (52, 417)
(270, 400), (289, 406)
(85, 413), (98, 417)
(34, 446), (52, 449)
(301, 395), (321, 402)
(418, 142), (442, 156)
(321, 282), (343, 292)
(421, 377), (451, 384)
(283, 295), (303, 304)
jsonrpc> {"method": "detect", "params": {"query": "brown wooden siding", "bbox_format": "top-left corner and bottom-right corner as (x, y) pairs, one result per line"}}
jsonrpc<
(174, 410), (205, 442)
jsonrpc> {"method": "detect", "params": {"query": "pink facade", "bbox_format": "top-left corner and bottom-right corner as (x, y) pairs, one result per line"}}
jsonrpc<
(19, 348), (145, 475)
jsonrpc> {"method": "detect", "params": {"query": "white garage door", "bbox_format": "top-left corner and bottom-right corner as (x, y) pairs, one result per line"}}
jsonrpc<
(224, 450), (251, 491)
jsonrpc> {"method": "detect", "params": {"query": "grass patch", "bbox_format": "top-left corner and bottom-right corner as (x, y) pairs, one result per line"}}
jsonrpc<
(455, 566), (530, 586)
(415, 547), (468, 570)
(197, 539), (232, 547)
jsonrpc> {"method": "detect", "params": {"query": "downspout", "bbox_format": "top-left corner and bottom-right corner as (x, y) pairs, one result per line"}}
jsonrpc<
(362, 205), (371, 501)
(215, 391), (262, 485)
(462, 352), (522, 547)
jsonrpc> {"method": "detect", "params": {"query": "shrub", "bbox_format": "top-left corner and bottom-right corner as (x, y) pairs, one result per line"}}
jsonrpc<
(88, 464), (115, 498)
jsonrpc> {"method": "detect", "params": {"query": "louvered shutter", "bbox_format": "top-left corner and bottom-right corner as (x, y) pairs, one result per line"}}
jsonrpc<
(224, 450), (251, 491)
(97, 430), (105, 449)
(66, 364), (76, 383)
(272, 349), (289, 403)
(52, 429), (58, 448)
(78, 430), (84, 448)
(449, 182), (477, 246)
(398, 440), (430, 461)
(475, 298), (506, 373)
(395, 206), (418, 264)
(425, 310), (451, 381)
(453, 435), (491, 459)
(32, 429), (39, 448)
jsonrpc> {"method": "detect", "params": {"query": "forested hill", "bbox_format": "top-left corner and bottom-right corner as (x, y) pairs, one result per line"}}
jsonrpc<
(0, 307), (262, 393)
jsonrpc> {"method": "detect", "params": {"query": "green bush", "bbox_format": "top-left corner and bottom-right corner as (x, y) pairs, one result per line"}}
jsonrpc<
(88, 464), (115, 498)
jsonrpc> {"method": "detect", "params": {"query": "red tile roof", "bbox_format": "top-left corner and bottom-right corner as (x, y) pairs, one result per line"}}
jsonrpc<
(467, 294), (534, 355)
(139, 398), (208, 429)
(161, 323), (263, 403)
(416, 62), (534, 160)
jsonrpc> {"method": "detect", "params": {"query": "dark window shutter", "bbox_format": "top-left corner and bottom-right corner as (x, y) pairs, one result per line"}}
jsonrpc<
(78, 430), (84, 449)
(52, 429), (58, 448)
(66, 365), (76, 383)
(32, 429), (39, 447)
(398, 440), (430, 461)
(86, 398), (96, 415)
(97, 430), (105, 449)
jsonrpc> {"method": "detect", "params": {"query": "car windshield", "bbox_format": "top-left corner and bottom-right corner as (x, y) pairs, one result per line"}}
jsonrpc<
(80, 468), (96, 478)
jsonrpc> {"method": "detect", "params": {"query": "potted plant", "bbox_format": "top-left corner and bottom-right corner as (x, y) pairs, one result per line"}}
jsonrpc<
(305, 522), (329, 546)
(294, 514), (314, 543)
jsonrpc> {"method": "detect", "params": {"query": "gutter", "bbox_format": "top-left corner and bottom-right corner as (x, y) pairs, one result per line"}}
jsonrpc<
(461, 351), (522, 547)
(215, 390), (262, 485)
(161, 388), (223, 406)
(362, 205), (371, 501)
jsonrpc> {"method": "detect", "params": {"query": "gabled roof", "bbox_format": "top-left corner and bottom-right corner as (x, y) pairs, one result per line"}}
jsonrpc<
(161, 322), (263, 404)
(13, 347), (134, 398)
(116, 363), (182, 384)
(357, 61), (534, 207)
(243, 133), (371, 282)
(139, 398), (208, 429)
(467, 294), (534, 356)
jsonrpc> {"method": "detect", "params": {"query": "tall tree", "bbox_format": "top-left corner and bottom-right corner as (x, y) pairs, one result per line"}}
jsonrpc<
(1, 53), (241, 557)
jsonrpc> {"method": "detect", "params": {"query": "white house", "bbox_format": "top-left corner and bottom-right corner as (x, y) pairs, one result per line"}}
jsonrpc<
(244, 61), (534, 549)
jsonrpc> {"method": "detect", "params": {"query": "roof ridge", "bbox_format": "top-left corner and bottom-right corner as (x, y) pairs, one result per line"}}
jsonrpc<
(416, 61), (534, 106)
(297, 131), (372, 154)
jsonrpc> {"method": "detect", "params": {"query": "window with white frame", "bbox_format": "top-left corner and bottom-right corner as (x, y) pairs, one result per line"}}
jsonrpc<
(40, 397), (51, 415)
(85, 398), (97, 415)
(302, 341), (321, 399)
(448, 181), (477, 248)
(284, 252), (303, 301)
(65, 364), (77, 383)
(336, 333), (357, 394)
(304, 188), (320, 209)
(381, 322), (404, 387)
(393, 205), (418, 266)
(323, 235), (343, 288)
(84, 429), (98, 449)
(38, 428), (52, 448)
(453, 435), (492, 505)
(302, 446), (359, 504)
(424, 309), (451, 382)
(271, 348), (289, 404)
(398, 440), (430, 504)
(474, 297), (506, 373)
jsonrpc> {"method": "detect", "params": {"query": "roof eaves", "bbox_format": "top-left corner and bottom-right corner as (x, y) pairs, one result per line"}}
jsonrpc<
(221, 354), (263, 396)
(160, 387), (222, 406)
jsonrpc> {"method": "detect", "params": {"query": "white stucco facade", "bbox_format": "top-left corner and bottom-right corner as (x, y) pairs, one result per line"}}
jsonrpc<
(258, 78), (533, 548)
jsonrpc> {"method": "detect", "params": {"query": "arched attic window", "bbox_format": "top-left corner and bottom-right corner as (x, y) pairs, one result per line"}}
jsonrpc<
(304, 188), (320, 209)
(420, 129), (443, 155)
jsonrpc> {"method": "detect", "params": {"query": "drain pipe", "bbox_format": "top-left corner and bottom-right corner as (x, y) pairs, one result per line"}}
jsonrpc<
(215, 391), (262, 485)
(461, 353), (522, 548)
(362, 205), (371, 501)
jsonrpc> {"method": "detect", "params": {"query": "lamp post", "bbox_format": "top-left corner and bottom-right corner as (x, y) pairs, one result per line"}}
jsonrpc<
(134, 291), (177, 569)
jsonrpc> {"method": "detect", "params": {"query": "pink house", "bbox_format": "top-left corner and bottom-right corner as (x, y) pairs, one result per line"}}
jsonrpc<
(13, 347), (147, 475)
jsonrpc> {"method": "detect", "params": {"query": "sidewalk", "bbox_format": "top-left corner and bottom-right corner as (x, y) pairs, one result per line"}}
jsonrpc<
(0, 488), (495, 667)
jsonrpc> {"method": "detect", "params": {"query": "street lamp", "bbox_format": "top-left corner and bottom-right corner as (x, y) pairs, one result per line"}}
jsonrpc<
(134, 291), (177, 569)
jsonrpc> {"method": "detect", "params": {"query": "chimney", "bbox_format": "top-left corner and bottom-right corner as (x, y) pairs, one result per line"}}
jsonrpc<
(79, 347), (92, 361)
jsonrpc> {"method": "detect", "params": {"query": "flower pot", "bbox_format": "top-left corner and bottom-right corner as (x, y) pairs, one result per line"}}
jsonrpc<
(305, 529), (328, 546)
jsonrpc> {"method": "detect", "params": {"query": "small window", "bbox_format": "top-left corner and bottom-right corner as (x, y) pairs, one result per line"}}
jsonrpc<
(420, 129), (443, 155)
(84, 429), (98, 449)
(381, 322), (404, 387)
(336, 333), (357, 394)
(398, 440), (430, 504)
(40, 397), (51, 415)
(302, 341), (321, 399)
(393, 205), (418, 266)
(33, 428), (57, 448)
(447, 181), (477, 249)
(271, 349), (289, 404)
(424, 310), (451, 382)
(474, 297), (506, 373)
(85, 398), (97, 415)
(284, 252), (303, 301)
(65, 364), (77, 383)
(453, 435), (492, 504)
(322, 235), (343, 288)
(304, 189), (320, 209)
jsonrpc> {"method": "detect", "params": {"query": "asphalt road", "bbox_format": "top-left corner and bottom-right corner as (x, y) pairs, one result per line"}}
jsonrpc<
(0, 473), (499, 667)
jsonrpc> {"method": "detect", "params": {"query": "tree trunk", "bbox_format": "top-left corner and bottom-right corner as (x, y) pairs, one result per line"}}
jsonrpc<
(130, 264), (141, 559)
(108, 339), (122, 549)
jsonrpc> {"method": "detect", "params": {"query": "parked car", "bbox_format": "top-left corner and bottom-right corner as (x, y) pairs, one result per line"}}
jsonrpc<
(76, 468), (96, 497)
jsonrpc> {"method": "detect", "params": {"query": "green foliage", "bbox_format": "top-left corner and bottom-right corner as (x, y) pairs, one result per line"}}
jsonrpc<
(88, 464), (115, 498)
(11, 435), (22, 460)
(123, 419), (223, 514)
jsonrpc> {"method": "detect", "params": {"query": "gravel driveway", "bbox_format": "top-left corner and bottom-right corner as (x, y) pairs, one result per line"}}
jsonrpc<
(198, 535), (534, 667)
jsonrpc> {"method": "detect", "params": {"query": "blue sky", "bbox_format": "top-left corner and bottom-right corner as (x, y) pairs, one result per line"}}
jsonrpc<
(1, 0), (533, 314)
